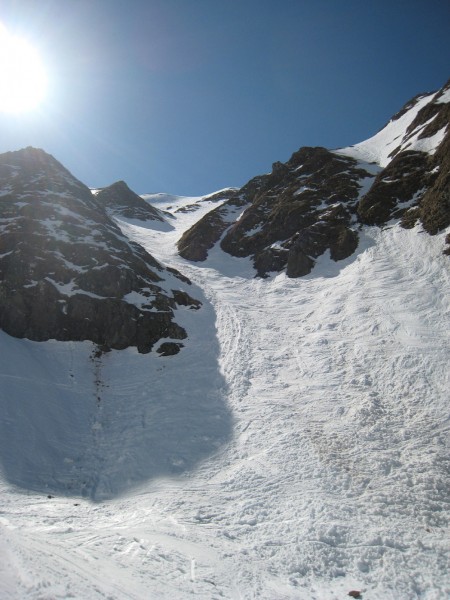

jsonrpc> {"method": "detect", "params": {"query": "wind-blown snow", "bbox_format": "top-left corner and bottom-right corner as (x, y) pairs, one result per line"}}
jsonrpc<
(0, 192), (449, 599)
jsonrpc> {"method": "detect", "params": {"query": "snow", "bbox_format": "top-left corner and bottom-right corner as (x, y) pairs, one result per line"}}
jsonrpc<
(111, 213), (175, 233)
(400, 124), (447, 155)
(336, 92), (439, 166)
(436, 88), (450, 104)
(295, 185), (315, 195)
(0, 190), (449, 599)
(46, 278), (108, 299)
(122, 289), (158, 309)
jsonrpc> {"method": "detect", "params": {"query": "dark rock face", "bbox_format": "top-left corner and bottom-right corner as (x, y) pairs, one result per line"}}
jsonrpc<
(179, 147), (371, 277)
(223, 147), (367, 278)
(95, 180), (165, 222)
(0, 147), (200, 352)
(418, 114), (450, 235)
(358, 151), (432, 225)
(284, 219), (358, 278)
(178, 204), (236, 262)
(444, 233), (450, 256)
(156, 341), (184, 356)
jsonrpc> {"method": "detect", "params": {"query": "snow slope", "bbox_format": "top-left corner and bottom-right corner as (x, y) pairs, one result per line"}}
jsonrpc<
(0, 192), (449, 599)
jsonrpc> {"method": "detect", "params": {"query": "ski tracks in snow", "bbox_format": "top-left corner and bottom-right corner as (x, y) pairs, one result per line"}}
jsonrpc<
(215, 298), (251, 403)
(181, 225), (450, 598)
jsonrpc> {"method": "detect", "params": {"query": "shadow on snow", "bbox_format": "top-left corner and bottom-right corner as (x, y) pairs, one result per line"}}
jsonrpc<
(0, 286), (232, 502)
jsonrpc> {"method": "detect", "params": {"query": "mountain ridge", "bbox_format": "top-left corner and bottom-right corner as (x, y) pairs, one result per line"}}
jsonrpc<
(1, 79), (448, 350)
(178, 79), (450, 276)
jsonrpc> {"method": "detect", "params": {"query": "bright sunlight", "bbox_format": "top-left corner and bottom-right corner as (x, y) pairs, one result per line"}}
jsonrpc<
(0, 23), (47, 114)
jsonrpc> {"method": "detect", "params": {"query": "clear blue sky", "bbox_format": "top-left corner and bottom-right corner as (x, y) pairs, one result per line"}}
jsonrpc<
(0, 0), (449, 195)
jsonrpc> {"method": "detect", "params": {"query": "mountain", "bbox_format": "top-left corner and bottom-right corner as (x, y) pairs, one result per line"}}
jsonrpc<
(94, 179), (167, 222)
(178, 79), (450, 275)
(0, 147), (200, 354)
(0, 81), (449, 600)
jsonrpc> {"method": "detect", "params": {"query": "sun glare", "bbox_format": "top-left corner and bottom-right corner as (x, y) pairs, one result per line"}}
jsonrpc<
(0, 24), (47, 114)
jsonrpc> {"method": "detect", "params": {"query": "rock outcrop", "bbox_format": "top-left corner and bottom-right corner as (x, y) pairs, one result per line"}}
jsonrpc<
(0, 147), (200, 352)
(177, 188), (244, 261)
(179, 147), (374, 277)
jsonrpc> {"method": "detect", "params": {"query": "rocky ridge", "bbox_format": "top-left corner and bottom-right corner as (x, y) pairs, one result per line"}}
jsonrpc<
(178, 79), (450, 275)
(0, 147), (200, 353)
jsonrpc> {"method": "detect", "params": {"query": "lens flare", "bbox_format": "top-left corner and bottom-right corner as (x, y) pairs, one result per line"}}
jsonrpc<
(0, 24), (47, 113)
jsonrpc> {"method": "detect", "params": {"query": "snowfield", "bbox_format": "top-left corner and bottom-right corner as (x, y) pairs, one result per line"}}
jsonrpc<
(0, 190), (449, 599)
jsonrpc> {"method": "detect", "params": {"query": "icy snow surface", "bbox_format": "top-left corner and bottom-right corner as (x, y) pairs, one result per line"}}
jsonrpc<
(0, 191), (449, 599)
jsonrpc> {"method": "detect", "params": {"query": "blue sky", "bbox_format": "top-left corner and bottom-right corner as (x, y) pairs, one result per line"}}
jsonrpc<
(0, 0), (449, 195)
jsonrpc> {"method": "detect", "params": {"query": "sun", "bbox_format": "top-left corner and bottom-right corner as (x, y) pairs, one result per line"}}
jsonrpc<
(0, 24), (47, 114)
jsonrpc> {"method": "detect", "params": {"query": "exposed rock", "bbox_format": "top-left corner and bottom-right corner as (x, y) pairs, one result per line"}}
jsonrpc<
(177, 204), (233, 261)
(177, 186), (252, 261)
(418, 122), (450, 235)
(330, 226), (359, 261)
(358, 151), (432, 225)
(357, 82), (450, 234)
(0, 147), (199, 353)
(172, 289), (202, 309)
(156, 341), (184, 356)
(179, 146), (369, 277)
(375, 79), (450, 236)
(254, 247), (289, 278)
(443, 233), (450, 256)
(286, 245), (315, 278)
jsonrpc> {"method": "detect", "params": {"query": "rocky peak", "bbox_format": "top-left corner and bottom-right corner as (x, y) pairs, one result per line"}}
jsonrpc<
(178, 146), (374, 277)
(0, 147), (99, 217)
(177, 187), (250, 262)
(178, 78), (450, 276)
(0, 148), (200, 353)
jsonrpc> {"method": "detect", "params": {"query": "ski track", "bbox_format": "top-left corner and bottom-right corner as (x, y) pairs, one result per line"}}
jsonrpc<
(0, 199), (449, 599)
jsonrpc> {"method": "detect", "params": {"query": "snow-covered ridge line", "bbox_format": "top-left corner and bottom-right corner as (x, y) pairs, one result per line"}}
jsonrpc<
(335, 91), (440, 166)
